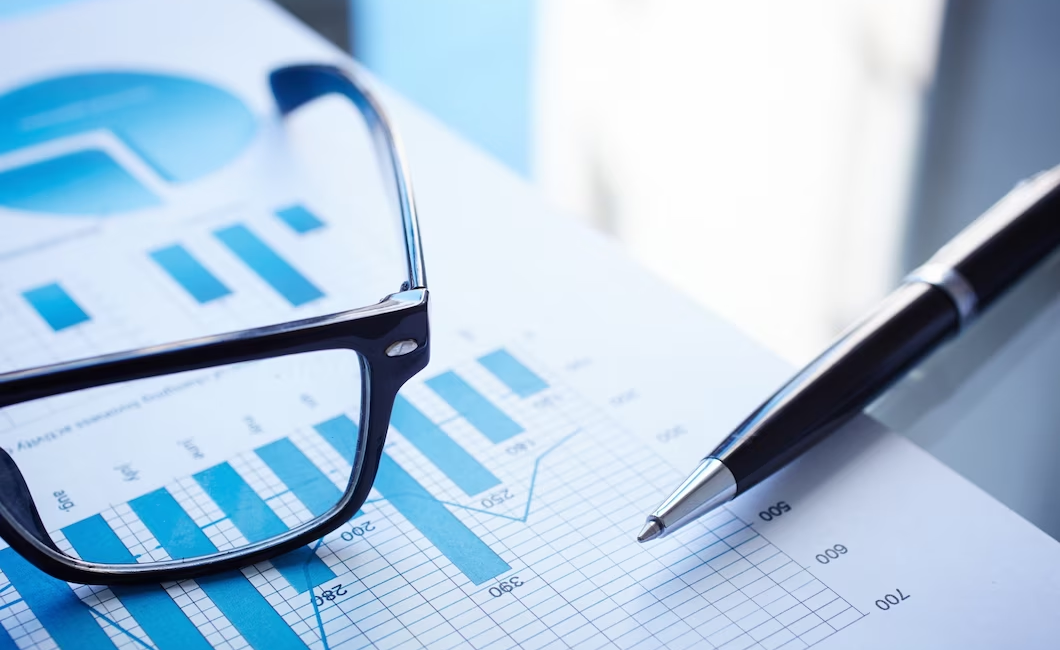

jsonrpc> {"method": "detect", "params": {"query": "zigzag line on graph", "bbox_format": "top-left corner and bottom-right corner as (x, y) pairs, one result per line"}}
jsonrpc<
(362, 427), (583, 523)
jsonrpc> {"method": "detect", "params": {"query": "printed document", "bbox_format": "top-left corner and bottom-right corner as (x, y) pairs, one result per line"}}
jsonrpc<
(0, 1), (1058, 648)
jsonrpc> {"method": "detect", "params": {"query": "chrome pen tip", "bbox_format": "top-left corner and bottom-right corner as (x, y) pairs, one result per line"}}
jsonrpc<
(637, 518), (663, 543)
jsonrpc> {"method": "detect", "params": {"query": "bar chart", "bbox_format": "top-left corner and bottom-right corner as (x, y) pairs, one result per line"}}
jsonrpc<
(15, 205), (328, 342)
(313, 414), (511, 586)
(385, 398), (501, 497)
(0, 345), (863, 649)
(425, 372), (524, 443)
(213, 223), (323, 307)
(0, 348), (547, 648)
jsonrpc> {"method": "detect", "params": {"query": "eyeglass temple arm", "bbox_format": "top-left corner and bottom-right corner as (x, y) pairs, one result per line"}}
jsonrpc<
(270, 64), (427, 291)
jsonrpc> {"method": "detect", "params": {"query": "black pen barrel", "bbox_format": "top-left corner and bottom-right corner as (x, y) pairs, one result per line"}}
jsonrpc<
(640, 166), (1060, 541)
(944, 180), (1060, 310)
(713, 168), (1060, 496)
(713, 282), (959, 494)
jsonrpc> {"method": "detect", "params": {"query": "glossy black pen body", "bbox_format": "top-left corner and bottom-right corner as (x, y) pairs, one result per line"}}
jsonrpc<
(637, 166), (1060, 543)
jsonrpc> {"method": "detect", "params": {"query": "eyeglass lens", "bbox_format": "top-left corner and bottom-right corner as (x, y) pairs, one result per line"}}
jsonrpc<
(3, 349), (364, 571)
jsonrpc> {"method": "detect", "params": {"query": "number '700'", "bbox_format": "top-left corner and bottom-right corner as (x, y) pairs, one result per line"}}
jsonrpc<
(876, 589), (910, 611)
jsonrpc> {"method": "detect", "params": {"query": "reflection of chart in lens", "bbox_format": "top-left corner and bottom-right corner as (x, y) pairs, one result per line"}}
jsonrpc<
(0, 72), (255, 215)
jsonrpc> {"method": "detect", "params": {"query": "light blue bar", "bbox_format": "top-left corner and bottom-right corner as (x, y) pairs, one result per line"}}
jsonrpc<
(192, 463), (292, 540)
(426, 371), (523, 443)
(214, 224), (323, 306)
(375, 453), (510, 585)
(275, 205), (325, 234)
(303, 418), (367, 519)
(0, 0), (85, 20)
(63, 515), (211, 650)
(150, 244), (231, 304)
(22, 282), (89, 331)
(314, 416), (508, 585)
(255, 438), (343, 517)
(391, 396), (500, 496)
(193, 463), (335, 593)
(0, 547), (113, 650)
(477, 349), (548, 397)
(129, 488), (308, 650)
(313, 415), (359, 464)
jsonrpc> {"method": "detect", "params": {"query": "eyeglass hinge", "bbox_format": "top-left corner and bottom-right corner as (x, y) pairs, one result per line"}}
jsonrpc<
(385, 339), (419, 357)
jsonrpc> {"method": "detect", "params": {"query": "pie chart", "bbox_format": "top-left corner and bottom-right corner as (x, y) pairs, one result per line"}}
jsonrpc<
(0, 71), (255, 216)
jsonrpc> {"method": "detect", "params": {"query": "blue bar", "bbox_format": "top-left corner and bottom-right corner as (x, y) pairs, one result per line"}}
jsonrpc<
(255, 438), (343, 517)
(193, 463), (335, 593)
(150, 244), (231, 304)
(313, 415), (359, 464)
(275, 205), (325, 234)
(391, 397), (500, 495)
(298, 419), (367, 519)
(22, 282), (89, 331)
(315, 416), (508, 584)
(129, 488), (308, 649)
(63, 515), (211, 650)
(0, 547), (113, 649)
(477, 349), (548, 397)
(426, 371), (523, 443)
(374, 454), (510, 585)
(0, 626), (14, 650)
(214, 224), (324, 306)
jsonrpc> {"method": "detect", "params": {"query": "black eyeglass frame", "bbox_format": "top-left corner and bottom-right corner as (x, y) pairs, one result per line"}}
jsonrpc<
(0, 64), (430, 585)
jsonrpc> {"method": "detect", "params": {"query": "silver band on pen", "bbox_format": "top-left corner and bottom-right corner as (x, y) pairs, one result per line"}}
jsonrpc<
(904, 264), (978, 329)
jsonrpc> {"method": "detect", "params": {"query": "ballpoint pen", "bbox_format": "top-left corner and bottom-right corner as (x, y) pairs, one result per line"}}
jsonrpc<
(637, 165), (1060, 543)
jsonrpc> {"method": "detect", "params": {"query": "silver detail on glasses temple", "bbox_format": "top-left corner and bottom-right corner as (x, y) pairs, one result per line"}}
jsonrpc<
(385, 339), (419, 357)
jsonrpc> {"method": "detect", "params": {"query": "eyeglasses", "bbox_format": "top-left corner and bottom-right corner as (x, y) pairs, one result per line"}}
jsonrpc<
(0, 64), (429, 585)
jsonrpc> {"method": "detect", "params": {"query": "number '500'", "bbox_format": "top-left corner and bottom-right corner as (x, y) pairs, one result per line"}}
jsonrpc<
(758, 501), (791, 521)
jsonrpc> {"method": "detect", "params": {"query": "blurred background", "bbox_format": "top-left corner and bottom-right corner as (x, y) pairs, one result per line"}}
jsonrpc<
(277, 0), (1060, 364)
(271, 0), (1060, 536)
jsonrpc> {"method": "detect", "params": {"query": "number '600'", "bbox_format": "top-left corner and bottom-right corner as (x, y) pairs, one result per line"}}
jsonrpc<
(815, 544), (848, 564)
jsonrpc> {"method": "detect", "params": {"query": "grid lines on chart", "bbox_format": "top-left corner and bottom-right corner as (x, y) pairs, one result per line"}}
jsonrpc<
(0, 343), (865, 650)
(294, 345), (866, 649)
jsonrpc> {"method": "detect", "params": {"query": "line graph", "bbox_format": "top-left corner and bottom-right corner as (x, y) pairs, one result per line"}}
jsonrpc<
(409, 428), (582, 523)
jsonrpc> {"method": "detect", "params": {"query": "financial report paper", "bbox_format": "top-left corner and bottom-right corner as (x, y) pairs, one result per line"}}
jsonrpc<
(1, 1), (1059, 649)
